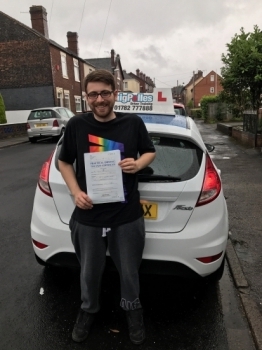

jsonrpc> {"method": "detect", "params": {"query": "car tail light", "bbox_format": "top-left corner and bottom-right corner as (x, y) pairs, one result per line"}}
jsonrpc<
(38, 151), (54, 197)
(26, 122), (31, 130)
(196, 153), (221, 206)
(53, 120), (59, 127)
(196, 252), (223, 263)
(32, 239), (48, 249)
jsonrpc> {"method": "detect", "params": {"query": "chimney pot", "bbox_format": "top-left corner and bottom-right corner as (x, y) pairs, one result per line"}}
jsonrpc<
(30, 5), (49, 38)
(111, 49), (115, 68)
(67, 31), (79, 55)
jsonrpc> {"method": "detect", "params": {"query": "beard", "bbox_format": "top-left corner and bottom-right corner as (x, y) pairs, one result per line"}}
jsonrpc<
(89, 100), (115, 120)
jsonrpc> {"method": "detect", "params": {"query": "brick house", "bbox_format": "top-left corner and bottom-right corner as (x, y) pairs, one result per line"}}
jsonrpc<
(194, 70), (223, 107)
(123, 70), (140, 92)
(128, 69), (155, 93)
(85, 50), (124, 91)
(0, 5), (91, 120)
(183, 70), (204, 108)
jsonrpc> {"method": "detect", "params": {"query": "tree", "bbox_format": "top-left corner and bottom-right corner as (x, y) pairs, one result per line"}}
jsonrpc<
(0, 94), (7, 124)
(221, 25), (262, 117)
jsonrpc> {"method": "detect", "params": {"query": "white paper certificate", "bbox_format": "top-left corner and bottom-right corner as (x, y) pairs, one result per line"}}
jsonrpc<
(84, 150), (125, 204)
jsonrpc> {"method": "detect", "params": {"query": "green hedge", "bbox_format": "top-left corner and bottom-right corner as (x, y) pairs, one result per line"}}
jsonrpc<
(0, 94), (7, 124)
(200, 95), (219, 122)
(191, 108), (202, 119)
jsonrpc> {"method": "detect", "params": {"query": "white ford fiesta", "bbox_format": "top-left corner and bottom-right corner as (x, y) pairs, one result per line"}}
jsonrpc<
(30, 89), (228, 281)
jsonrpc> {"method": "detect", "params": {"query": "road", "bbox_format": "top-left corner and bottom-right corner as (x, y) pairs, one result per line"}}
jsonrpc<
(0, 137), (256, 350)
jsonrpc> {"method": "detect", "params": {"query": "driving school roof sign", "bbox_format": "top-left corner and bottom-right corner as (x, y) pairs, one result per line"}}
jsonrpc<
(114, 88), (174, 114)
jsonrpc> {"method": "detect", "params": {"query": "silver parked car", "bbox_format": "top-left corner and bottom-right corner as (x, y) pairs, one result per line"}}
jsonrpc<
(27, 107), (75, 143)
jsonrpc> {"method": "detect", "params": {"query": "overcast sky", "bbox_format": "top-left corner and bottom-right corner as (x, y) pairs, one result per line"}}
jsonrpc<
(1, 0), (262, 88)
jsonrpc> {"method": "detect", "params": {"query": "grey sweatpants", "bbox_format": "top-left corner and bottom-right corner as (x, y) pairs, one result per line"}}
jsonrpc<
(70, 216), (145, 313)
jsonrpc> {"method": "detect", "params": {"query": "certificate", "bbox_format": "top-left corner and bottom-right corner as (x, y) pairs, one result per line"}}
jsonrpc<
(84, 150), (125, 204)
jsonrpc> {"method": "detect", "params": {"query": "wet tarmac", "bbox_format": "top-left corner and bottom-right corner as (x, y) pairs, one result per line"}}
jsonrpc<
(0, 134), (257, 350)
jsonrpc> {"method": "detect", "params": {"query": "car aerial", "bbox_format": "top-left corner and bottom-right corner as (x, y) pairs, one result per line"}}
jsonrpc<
(27, 106), (75, 143)
(31, 89), (228, 282)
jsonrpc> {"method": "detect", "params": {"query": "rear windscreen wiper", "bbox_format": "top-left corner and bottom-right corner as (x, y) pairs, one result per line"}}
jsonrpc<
(138, 174), (181, 182)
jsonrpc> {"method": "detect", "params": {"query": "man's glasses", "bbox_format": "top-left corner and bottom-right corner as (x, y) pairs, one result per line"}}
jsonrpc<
(87, 90), (114, 100)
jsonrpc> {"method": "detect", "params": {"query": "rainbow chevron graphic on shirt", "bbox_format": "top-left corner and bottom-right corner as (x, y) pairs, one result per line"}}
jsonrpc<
(88, 134), (124, 153)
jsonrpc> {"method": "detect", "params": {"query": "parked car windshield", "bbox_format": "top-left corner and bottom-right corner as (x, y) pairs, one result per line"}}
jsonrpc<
(28, 110), (56, 120)
(174, 106), (186, 116)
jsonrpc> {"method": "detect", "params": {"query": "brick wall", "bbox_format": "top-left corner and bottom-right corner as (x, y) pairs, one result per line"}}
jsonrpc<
(0, 12), (54, 110)
(0, 12), (52, 89)
(0, 123), (27, 139)
(50, 45), (85, 113)
(232, 127), (262, 147)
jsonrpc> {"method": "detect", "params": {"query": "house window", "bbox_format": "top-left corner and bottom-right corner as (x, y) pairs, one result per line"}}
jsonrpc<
(124, 82), (128, 89)
(73, 58), (80, 81)
(210, 87), (215, 93)
(64, 90), (70, 109)
(75, 96), (82, 112)
(60, 52), (68, 78)
(56, 88), (63, 106)
(210, 75), (215, 81)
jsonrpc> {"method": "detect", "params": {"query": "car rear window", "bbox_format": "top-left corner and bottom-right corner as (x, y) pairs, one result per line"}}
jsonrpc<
(28, 110), (56, 120)
(55, 135), (202, 182)
(138, 134), (203, 182)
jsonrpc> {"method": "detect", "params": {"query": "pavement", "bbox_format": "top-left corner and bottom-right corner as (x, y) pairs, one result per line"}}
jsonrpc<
(0, 135), (29, 148)
(1, 124), (262, 349)
(195, 119), (262, 350)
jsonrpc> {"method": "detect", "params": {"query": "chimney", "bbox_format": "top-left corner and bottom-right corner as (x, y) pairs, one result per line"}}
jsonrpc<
(67, 32), (79, 55)
(30, 5), (49, 38)
(197, 70), (203, 78)
(136, 69), (140, 76)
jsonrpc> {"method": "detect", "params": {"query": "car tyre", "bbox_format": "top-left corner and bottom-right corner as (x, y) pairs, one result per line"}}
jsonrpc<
(29, 138), (37, 144)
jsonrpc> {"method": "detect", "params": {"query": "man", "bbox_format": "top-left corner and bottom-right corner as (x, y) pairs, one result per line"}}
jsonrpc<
(58, 69), (156, 345)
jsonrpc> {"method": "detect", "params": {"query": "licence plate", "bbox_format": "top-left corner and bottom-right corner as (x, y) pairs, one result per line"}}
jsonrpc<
(141, 201), (158, 219)
(35, 123), (48, 127)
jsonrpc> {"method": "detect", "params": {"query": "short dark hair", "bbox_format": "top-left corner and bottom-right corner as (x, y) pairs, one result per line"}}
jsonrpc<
(84, 69), (115, 92)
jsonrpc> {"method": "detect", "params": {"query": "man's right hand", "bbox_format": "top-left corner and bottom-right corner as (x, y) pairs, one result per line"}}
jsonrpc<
(74, 190), (93, 210)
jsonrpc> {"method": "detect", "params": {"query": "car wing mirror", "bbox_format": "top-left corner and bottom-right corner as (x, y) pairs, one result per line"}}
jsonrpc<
(205, 143), (215, 152)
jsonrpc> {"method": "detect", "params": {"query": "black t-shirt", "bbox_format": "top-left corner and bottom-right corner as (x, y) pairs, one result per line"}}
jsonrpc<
(58, 112), (155, 227)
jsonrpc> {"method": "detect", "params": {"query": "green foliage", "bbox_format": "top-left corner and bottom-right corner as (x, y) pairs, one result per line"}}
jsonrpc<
(0, 94), (7, 124)
(221, 25), (262, 115)
(200, 95), (219, 121)
(187, 99), (193, 109)
(191, 108), (202, 119)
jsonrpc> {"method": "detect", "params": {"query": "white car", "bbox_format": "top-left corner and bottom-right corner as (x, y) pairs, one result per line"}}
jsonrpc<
(27, 107), (75, 143)
(31, 90), (228, 281)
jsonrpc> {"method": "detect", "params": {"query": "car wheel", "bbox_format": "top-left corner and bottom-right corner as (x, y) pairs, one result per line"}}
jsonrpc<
(29, 138), (37, 143)
(204, 257), (225, 283)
